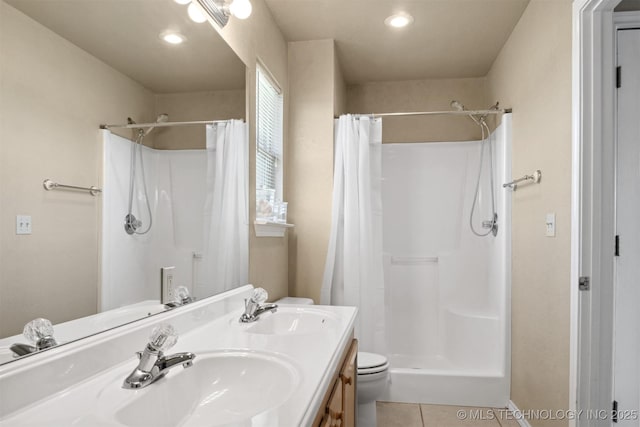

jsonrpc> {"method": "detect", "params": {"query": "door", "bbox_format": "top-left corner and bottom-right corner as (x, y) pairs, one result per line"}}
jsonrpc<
(614, 28), (640, 426)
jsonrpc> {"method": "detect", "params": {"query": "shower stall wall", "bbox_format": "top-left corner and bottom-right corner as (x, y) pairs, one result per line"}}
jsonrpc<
(380, 115), (511, 407)
(101, 131), (212, 311)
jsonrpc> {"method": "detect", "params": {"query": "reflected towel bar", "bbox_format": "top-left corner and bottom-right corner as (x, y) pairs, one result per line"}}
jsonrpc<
(43, 179), (102, 196)
(503, 170), (542, 191)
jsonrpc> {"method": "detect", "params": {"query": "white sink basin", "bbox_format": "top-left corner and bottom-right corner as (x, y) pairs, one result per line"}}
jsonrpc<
(246, 308), (340, 335)
(0, 287), (358, 427)
(0, 346), (16, 364)
(104, 350), (299, 427)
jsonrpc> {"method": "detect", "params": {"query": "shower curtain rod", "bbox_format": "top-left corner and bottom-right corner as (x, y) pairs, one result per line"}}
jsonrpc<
(100, 119), (239, 130)
(334, 108), (512, 119)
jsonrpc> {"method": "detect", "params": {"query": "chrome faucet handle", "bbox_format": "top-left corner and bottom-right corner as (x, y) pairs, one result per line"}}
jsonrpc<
(148, 324), (178, 352)
(165, 286), (194, 309)
(23, 318), (58, 350)
(175, 286), (193, 304)
(250, 287), (268, 304)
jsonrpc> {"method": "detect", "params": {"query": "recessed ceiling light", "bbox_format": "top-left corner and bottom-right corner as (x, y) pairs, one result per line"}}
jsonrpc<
(160, 32), (186, 45)
(174, 0), (191, 4)
(188, 2), (208, 23)
(384, 13), (414, 28)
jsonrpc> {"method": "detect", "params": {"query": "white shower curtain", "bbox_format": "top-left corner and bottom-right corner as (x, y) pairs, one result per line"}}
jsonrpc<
(203, 120), (249, 294)
(321, 115), (385, 353)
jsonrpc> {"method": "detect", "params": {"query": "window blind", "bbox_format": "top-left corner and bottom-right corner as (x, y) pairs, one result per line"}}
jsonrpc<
(256, 67), (283, 203)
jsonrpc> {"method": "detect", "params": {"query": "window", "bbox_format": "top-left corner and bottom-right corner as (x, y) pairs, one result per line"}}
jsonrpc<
(256, 65), (283, 219)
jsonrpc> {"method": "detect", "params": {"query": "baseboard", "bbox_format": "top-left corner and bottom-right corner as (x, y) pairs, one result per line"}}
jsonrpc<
(507, 400), (533, 427)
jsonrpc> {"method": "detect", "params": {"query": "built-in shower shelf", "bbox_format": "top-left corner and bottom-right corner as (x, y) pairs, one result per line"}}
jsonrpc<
(254, 220), (294, 237)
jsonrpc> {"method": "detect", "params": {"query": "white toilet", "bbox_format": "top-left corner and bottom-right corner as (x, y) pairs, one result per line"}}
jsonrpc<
(275, 297), (315, 305)
(275, 297), (390, 427)
(357, 352), (389, 427)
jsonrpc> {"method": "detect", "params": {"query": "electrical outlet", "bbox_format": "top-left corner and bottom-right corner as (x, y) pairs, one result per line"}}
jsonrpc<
(16, 215), (32, 235)
(161, 267), (175, 304)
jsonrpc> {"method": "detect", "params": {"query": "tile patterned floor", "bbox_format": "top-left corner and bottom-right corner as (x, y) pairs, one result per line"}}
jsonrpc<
(377, 402), (521, 427)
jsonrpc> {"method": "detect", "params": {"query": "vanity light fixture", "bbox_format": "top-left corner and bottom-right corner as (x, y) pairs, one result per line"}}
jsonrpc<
(176, 0), (253, 27)
(160, 32), (186, 45)
(188, 2), (208, 23)
(228, 0), (252, 20)
(384, 13), (414, 28)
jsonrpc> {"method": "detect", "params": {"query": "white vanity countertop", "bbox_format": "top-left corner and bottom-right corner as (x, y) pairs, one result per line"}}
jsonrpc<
(0, 286), (357, 427)
(0, 300), (166, 364)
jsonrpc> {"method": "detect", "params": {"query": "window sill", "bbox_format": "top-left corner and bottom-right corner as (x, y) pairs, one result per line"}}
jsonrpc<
(254, 220), (294, 238)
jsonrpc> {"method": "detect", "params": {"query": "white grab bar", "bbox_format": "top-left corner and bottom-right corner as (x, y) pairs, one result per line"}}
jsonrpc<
(391, 256), (438, 265)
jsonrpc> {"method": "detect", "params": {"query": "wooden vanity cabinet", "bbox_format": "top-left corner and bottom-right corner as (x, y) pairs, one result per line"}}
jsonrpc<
(315, 338), (358, 427)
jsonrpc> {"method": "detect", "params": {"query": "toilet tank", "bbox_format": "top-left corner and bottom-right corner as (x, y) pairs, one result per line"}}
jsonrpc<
(275, 297), (314, 305)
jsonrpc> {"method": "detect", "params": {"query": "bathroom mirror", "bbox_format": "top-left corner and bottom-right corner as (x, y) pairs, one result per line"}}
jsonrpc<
(0, 0), (247, 363)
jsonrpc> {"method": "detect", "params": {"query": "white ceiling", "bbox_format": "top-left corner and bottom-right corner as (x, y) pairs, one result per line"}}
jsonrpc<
(6, 0), (530, 90)
(264, 0), (530, 83)
(5, 0), (246, 93)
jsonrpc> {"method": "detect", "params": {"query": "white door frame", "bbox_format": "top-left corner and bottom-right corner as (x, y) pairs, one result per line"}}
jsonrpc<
(572, 2), (640, 426)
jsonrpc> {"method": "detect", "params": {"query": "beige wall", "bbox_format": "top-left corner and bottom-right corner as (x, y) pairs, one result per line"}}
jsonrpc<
(347, 78), (488, 143)
(154, 90), (245, 150)
(0, 2), (156, 337)
(487, 0), (572, 424)
(334, 55), (347, 116)
(213, 0), (290, 300)
(286, 40), (340, 302)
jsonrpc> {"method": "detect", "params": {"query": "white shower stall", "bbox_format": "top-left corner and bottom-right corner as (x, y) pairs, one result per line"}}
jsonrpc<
(380, 115), (512, 407)
(101, 131), (210, 310)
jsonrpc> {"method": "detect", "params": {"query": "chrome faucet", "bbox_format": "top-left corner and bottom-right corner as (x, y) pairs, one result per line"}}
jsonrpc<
(10, 318), (58, 357)
(240, 288), (278, 323)
(164, 286), (195, 309)
(123, 324), (195, 389)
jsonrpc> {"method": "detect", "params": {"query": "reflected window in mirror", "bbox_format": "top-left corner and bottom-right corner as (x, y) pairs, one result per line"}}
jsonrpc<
(256, 65), (284, 221)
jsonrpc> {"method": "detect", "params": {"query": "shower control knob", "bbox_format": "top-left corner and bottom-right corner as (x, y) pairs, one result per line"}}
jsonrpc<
(124, 214), (142, 235)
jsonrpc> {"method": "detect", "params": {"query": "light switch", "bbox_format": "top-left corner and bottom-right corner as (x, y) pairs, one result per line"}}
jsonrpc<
(16, 215), (32, 235)
(545, 213), (556, 237)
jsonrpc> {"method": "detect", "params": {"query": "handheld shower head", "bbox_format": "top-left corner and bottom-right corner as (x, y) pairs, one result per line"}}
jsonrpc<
(143, 113), (169, 136)
(451, 99), (481, 125)
(450, 100), (465, 111)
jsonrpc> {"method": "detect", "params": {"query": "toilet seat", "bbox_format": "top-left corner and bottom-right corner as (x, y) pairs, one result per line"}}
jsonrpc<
(358, 352), (389, 375)
(359, 363), (389, 375)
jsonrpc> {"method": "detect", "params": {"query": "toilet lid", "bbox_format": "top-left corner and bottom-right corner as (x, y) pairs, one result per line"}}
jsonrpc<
(358, 352), (388, 370)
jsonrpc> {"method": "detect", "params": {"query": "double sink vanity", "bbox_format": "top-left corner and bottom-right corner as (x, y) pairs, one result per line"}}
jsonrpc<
(0, 286), (357, 426)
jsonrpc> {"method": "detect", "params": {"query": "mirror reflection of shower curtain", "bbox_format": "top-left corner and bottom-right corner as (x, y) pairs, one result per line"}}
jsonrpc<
(202, 120), (249, 296)
(321, 115), (385, 353)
